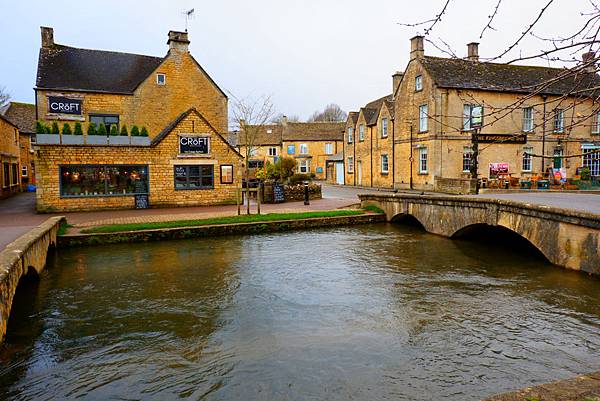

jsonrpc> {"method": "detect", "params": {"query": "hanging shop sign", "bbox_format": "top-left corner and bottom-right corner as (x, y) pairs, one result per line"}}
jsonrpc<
(476, 134), (527, 144)
(179, 135), (210, 154)
(48, 96), (83, 115)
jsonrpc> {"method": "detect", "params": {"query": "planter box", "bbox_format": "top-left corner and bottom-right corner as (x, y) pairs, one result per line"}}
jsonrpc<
(131, 137), (150, 146)
(86, 135), (108, 145)
(35, 134), (60, 145)
(108, 136), (130, 145)
(61, 135), (84, 145)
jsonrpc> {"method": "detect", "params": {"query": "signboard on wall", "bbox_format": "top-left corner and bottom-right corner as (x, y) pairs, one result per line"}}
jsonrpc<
(477, 134), (527, 144)
(179, 135), (210, 154)
(48, 96), (82, 115)
(489, 163), (509, 178)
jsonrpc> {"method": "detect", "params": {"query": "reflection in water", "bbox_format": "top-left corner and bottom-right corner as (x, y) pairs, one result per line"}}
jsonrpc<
(0, 224), (599, 401)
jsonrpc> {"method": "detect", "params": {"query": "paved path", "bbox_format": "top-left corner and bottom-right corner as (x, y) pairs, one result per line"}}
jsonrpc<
(474, 192), (600, 214)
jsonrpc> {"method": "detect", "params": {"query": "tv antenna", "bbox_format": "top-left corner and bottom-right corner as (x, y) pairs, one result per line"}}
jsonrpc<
(182, 8), (195, 32)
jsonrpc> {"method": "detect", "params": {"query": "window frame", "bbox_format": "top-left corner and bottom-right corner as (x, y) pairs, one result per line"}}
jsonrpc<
(21, 164), (28, 177)
(523, 107), (534, 132)
(59, 164), (149, 198)
(2, 162), (9, 188)
(220, 164), (234, 184)
(463, 104), (484, 131)
(359, 124), (365, 141)
(419, 104), (428, 132)
(156, 73), (166, 85)
(381, 154), (389, 174)
(553, 109), (564, 133)
(299, 143), (308, 155)
(415, 75), (423, 92)
(347, 127), (354, 144)
(11, 163), (17, 186)
(522, 147), (533, 172)
(347, 156), (354, 173)
(553, 148), (564, 169)
(381, 118), (388, 138)
(462, 146), (472, 173)
(418, 147), (428, 174)
(174, 164), (214, 190)
(268, 146), (278, 156)
(592, 112), (600, 135)
(325, 143), (333, 155)
(298, 159), (310, 173)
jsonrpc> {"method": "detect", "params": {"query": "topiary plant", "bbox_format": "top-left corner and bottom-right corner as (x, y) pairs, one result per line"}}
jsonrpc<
(109, 125), (118, 136)
(87, 122), (97, 136)
(74, 122), (83, 135)
(97, 123), (108, 136)
(131, 125), (140, 137)
(120, 125), (128, 136)
(51, 122), (60, 135)
(62, 123), (72, 135)
(36, 121), (47, 135)
(140, 126), (149, 137)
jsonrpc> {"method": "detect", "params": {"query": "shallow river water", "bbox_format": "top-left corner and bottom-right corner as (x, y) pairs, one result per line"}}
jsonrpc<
(1, 224), (599, 400)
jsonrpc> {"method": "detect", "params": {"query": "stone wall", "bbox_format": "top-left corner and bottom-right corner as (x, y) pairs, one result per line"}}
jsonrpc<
(0, 117), (20, 199)
(434, 176), (477, 194)
(284, 183), (322, 202)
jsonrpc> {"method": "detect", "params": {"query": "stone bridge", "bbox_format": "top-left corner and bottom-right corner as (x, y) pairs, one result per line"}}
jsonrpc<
(359, 193), (600, 275)
(0, 216), (64, 344)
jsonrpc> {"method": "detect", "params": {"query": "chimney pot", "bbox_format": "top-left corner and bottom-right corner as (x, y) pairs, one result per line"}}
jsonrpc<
(41, 26), (54, 48)
(281, 115), (288, 126)
(410, 36), (424, 59)
(467, 42), (479, 62)
(167, 30), (190, 52)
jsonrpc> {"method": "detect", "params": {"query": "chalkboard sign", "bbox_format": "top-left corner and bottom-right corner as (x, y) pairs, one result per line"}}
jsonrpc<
(174, 166), (187, 178)
(135, 194), (149, 209)
(179, 135), (209, 154)
(273, 184), (285, 203)
(48, 96), (82, 115)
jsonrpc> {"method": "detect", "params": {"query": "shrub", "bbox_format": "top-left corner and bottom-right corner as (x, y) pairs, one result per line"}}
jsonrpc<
(140, 126), (149, 137)
(288, 173), (311, 185)
(36, 121), (47, 135)
(131, 125), (140, 137)
(51, 122), (60, 135)
(120, 125), (128, 136)
(109, 125), (118, 136)
(581, 167), (591, 181)
(87, 122), (97, 136)
(44, 125), (51, 134)
(61, 123), (72, 135)
(97, 123), (108, 136)
(74, 122), (83, 135)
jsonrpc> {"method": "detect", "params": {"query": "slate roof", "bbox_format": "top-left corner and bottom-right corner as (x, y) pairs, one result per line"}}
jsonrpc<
(356, 94), (393, 126)
(239, 122), (344, 145)
(3, 102), (36, 134)
(421, 56), (600, 96)
(348, 112), (359, 125)
(236, 125), (283, 146)
(326, 151), (344, 162)
(37, 45), (164, 93)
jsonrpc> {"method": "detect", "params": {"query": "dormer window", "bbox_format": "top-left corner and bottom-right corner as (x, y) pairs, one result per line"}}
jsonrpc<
(157, 73), (166, 85)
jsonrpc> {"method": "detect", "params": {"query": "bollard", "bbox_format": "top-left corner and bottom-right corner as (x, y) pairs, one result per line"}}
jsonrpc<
(304, 181), (310, 205)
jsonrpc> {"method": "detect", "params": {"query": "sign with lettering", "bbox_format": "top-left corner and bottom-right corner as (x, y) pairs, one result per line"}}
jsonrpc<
(174, 166), (187, 178)
(179, 135), (209, 154)
(273, 184), (285, 203)
(477, 134), (527, 144)
(48, 96), (82, 115)
(134, 194), (149, 209)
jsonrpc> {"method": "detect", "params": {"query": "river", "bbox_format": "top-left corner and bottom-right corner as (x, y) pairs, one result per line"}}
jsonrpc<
(1, 224), (599, 400)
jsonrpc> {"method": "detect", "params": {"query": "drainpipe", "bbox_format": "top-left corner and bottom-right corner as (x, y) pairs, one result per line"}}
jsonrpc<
(370, 126), (373, 187)
(541, 95), (548, 174)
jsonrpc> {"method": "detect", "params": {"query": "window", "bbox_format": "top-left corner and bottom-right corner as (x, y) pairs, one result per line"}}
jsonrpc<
(268, 147), (278, 156)
(554, 109), (564, 133)
(298, 159), (310, 173)
(381, 154), (389, 174)
(89, 114), (119, 133)
(220, 165), (234, 184)
(415, 75), (423, 91)
(325, 143), (333, 155)
(592, 112), (600, 134)
(2, 162), (8, 188)
(359, 124), (365, 141)
(11, 164), (17, 185)
(522, 147), (533, 172)
(60, 165), (149, 197)
(583, 145), (600, 176)
(157, 73), (166, 85)
(347, 127), (354, 144)
(553, 148), (563, 169)
(463, 104), (483, 131)
(419, 147), (428, 173)
(248, 160), (264, 169)
(22, 165), (28, 177)
(523, 107), (534, 132)
(462, 146), (472, 172)
(299, 143), (308, 154)
(419, 104), (428, 132)
(174, 165), (214, 190)
(381, 118), (388, 138)
(347, 156), (354, 173)
(287, 144), (295, 155)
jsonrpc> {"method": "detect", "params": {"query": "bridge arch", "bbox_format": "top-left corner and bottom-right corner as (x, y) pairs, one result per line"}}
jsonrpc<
(390, 213), (426, 229)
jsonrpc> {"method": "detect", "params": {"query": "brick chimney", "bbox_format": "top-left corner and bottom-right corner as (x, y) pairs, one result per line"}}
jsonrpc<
(392, 71), (404, 95)
(467, 42), (479, 62)
(583, 52), (597, 73)
(41, 26), (54, 48)
(410, 36), (424, 59)
(167, 30), (190, 52)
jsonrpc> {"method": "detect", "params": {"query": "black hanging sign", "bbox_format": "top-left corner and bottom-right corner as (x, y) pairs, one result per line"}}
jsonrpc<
(476, 134), (527, 144)
(48, 96), (83, 115)
(179, 135), (210, 154)
(135, 194), (149, 209)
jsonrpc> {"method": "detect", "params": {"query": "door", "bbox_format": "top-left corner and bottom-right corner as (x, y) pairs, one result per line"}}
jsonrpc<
(335, 162), (344, 185)
(357, 161), (362, 186)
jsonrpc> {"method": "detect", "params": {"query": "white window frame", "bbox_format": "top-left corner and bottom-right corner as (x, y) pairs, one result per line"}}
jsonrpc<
(415, 75), (423, 91)
(325, 143), (333, 155)
(419, 104), (428, 132)
(347, 156), (354, 173)
(359, 124), (365, 141)
(582, 144), (600, 176)
(298, 159), (310, 173)
(419, 147), (428, 173)
(268, 146), (278, 156)
(554, 109), (564, 133)
(522, 147), (533, 172)
(21, 164), (27, 177)
(299, 143), (308, 155)
(463, 104), (484, 131)
(462, 146), (472, 173)
(347, 127), (354, 143)
(592, 112), (600, 135)
(381, 154), (389, 174)
(523, 107), (534, 132)
(156, 73), (166, 85)
(381, 118), (388, 138)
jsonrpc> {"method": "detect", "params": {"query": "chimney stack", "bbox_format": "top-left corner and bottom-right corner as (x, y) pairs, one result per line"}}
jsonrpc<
(41, 26), (54, 48)
(392, 71), (404, 95)
(583, 52), (597, 73)
(410, 36), (424, 59)
(467, 42), (479, 62)
(281, 115), (288, 126)
(167, 30), (190, 52)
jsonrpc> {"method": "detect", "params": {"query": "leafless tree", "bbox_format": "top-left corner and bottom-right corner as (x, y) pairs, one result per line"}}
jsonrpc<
(0, 86), (10, 110)
(307, 104), (348, 122)
(230, 93), (276, 214)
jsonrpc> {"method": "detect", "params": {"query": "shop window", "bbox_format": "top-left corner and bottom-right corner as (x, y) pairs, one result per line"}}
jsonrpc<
(174, 165), (214, 190)
(60, 165), (148, 197)
(90, 114), (119, 133)
(415, 75), (423, 91)
(347, 127), (354, 144)
(419, 105), (428, 132)
(298, 159), (310, 173)
(268, 147), (278, 156)
(287, 144), (295, 155)
(325, 143), (333, 155)
(419, 147), (428, 173)
(359, 124), (365, 141)
(347, 156), (354, 173)
(523, 107), (534, 132)
(522, 147), (533, 172)
(462, 146), (472, 172)
(22, 165), (28, 177)
(157, 73), (166, 85)
(381, 154), (389, 174)
(553, 109), (564, 133)
(299, 143), (308, 154)
(583, 145), (600, 176)
(2, 162), (9, 188)
(220, 165), (234, 184)
(381, 118), (388, 138)
(248, 160), (264, 169)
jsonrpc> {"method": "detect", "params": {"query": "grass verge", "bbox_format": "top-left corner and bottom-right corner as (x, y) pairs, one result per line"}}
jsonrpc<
(57, 222), (73, 236)
(80, 210), (366, 234)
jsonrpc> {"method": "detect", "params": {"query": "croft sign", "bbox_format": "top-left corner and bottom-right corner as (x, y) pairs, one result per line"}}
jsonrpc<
(48, 96), (82, 115)
(179, 135), (210, 154)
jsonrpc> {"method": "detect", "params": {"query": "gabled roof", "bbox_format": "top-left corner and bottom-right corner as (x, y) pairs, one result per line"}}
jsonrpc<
(37, 45), (164, 94)
(239, 121), (344, 145)
(348, 112), (359, 125)
(421, 56), (600, 96)
(0, 113), (18, 129)
(383, 100), (395, 120)
(359, 94), (392, 126)
(236, 124), (283, 146)
(3, 102), (36, 134)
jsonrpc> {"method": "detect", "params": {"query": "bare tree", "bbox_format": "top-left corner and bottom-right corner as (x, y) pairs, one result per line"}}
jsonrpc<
(307, 104), (348, 122)
(230, 93), (276, 214)
(0, 86), (10, 110)
(270, 113), (300, 124)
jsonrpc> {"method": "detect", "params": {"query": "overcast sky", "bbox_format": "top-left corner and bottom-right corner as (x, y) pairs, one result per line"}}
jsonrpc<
(0, 0), (594, 120)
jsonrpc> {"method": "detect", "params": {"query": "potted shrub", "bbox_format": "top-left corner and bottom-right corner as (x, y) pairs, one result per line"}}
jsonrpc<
(86, 122), (108, 145)
(35, 121), (60, 144)
(74, 122), (84, 136)
(108, 124), (129, 145)
(61, 123), (84, 145)
(131, 125), (150, 146)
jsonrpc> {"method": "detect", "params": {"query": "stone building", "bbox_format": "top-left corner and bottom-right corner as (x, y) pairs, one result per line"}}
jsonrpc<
(34, 27), (242, 212)
(3, 102), (36, 190)
(237, 118), (344, 180)
(0, 114), (20, 199)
